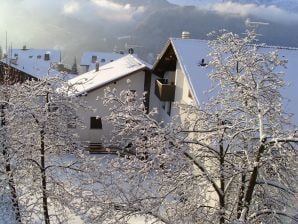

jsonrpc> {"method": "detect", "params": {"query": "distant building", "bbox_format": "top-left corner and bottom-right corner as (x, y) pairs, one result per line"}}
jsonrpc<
(80, 51), (125, 73)
(1, 46), (72, 79)
(0, 61), (37, 85)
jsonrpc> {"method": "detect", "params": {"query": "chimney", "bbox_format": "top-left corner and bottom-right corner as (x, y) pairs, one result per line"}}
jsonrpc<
(182, 31), (191, 39)
(95, 61), (99, 72)
(44, 52), (50, 61)
(128, 48), (134, 55)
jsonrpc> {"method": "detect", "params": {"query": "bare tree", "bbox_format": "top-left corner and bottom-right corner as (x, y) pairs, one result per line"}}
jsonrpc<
(85, 30), (298, 224)
(0, 77), (88, 224)
(0, 64), (30, 223)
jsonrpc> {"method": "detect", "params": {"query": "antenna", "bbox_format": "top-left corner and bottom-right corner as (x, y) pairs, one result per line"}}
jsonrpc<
(9, 42), (12, 65)
(125, 43), (144, 49)
(5, 32), (7, 52)
(245, 18), (269, 29)
(117, 35), (132, 41)
(5, 32), (8, 63)
(243, 18), (269, 37)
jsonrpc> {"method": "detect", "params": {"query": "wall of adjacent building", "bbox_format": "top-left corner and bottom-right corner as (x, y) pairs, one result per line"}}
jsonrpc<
(74, 70), (146, 144)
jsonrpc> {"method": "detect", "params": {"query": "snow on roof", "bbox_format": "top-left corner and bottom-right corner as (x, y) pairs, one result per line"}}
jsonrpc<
(260, 46), (298, 123)
(170, 38), (212, 105)
(69, 54), (151, 94)
(169, 38), (298, 123)
(80, 51), (125, 71)
(1, 48), (61, 78)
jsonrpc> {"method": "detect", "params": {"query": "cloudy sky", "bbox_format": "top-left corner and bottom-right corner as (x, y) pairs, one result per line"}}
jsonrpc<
(1, 0), (298, 63)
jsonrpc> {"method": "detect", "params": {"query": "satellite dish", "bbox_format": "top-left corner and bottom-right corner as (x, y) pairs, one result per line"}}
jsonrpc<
(128, 48), (134, 55)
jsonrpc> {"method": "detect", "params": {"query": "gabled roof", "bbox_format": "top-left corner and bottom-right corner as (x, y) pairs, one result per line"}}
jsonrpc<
(153, 38), (212, 106)
(80, 51), (125, 71)
(153, 38), (298, 123)
(68, 54), (152, 94)
(1, 48), (61, 78)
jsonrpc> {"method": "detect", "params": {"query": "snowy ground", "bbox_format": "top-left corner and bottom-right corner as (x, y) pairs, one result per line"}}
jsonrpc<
(65, 154), (153, 224)
(0, 153), (152, 224)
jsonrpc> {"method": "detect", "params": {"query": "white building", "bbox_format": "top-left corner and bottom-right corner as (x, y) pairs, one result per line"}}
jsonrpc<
(69, 35), (298, 147)
(2, 46), (64, 79)
(151, 37), (298, 124)
(150, 38), (212, 124)
(68, 54), (152, 145)
(80, 51), (125, 73)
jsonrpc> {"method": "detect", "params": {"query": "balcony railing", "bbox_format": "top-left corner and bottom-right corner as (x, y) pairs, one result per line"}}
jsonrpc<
(155, 79), (175, 101)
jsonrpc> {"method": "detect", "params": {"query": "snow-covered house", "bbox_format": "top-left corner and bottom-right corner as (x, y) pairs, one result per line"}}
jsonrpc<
(151, 37), (212, 123)
(1, 46), (69, 79)
(151, 36), (298, 123)
(80, 51), (125, 73)
(68, 54), (152, 144)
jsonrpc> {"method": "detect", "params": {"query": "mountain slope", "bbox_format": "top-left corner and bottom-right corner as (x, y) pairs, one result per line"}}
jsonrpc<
(168, 0), (298, 12)
(230, 0), (298, 12)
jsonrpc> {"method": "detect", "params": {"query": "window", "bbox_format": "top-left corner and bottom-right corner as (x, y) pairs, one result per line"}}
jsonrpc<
(127, 90), (136, 102)
(67, 108), (77, 129)
(44, 53), (50, 61)
(90, 117), (102, 129)
(91, 55), (97, 63)
(161, 101), (166, 110)
(48, 103), (58, 112)
(67, 117), (77, 129)
(167, 102), (172, 116)
(188, 90), (193, 99)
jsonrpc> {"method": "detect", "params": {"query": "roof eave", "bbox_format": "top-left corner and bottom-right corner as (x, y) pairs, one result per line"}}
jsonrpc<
(169, 38), (201, 107)
(152, 39), (172, 70)
(77, 66), (149, 95)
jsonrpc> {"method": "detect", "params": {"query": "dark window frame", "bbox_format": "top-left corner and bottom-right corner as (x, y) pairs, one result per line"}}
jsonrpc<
(188, 90), (193, 99)
(167, 102), (172, 116)
(90, 117), (102, 129)
(91, 55), (97, 63)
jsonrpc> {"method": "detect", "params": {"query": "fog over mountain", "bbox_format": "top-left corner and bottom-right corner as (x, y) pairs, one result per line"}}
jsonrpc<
(169, 0), (298, 12)
(0, 0), (298, 64)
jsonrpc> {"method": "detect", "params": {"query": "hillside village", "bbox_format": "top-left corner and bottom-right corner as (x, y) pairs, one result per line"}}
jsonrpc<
(1, 31), (297, 147)
(0, 30), (298, 224)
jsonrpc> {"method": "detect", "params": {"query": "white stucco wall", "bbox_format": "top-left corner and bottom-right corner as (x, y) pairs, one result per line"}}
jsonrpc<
(150, 62), (197, 125)
(75, 70), (146, 144)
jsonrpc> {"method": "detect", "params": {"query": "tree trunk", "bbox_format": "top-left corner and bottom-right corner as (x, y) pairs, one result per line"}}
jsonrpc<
(236, 173), (246, 219)
(1, 105), (22, 223)
(40, 128), (50, 224)
(219, 137), (225, 224)
(240, 144), (265, 221)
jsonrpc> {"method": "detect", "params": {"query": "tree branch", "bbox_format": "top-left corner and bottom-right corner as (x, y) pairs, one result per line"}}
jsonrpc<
(248, 209), (298, 222)
(184, 151), (223, 197)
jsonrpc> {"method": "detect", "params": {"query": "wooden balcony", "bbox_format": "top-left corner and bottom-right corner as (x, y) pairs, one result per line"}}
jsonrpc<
(155, 79), (175, 101)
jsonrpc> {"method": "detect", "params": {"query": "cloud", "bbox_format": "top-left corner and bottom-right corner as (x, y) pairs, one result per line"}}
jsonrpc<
(62, 0), (145, 22)
(63, 1), (80, 14)
(211, 2), (298, 24)
(90, 0), (145, 22)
